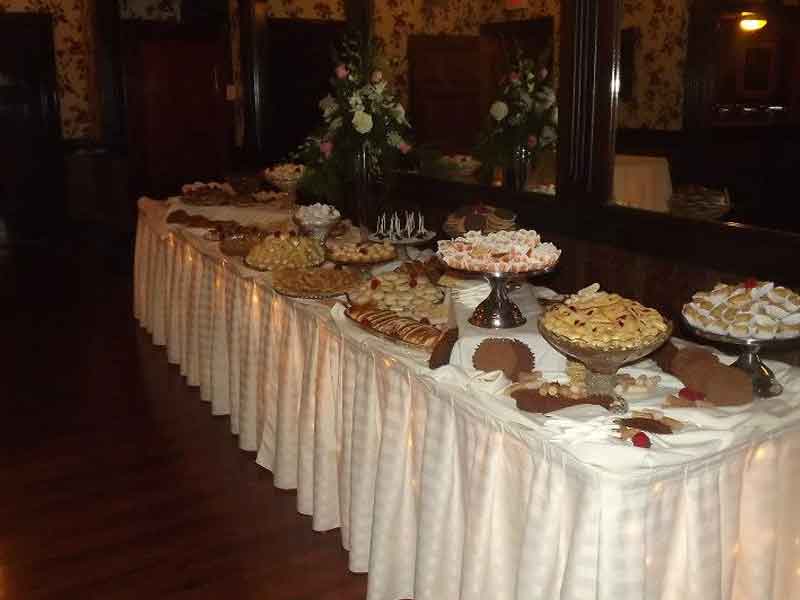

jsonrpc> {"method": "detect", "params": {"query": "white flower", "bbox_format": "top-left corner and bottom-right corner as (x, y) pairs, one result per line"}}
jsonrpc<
(330, 116), (343, 131)
(490, 101), (509, 122)
(352, 111), (374, 134)
(349, 93), (364, 112)
(319, 94), (338, 117)
(533, 87), (556, 113)
(391, 103), (408, 125)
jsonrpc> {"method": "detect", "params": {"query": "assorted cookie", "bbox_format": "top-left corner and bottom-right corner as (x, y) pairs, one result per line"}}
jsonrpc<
(245, 233), (325, 271)
(437, 229), (560, 273)
(682, 279), (800, 341)
(326, 241), (397, 264)
(540, 284), (669, 350)
(272, 267), (361, 298)
(348, 270), (448, 326)
(345, 304), (445, 351)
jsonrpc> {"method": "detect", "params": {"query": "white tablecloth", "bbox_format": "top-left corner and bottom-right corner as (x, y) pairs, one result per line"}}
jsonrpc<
(614, 154), (673, 213)
(135, 197), (800, 600)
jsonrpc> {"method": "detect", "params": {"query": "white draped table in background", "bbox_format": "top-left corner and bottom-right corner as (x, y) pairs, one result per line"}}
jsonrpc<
(135, 197), (800, 600)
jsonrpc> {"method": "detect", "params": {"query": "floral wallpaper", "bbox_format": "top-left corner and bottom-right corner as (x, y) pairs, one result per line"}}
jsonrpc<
(260, 0), (344, 20)
(0, 0), (93, 139)
(619, 0), (689, 130)
(119, 0), (180, 21)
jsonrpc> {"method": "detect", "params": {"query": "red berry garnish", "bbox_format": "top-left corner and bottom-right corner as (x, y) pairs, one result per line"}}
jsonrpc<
(370, 279), (380, 289)
(409, 278), (418, 288)
(632, 431), (651, 448)
(678, 387), (706, 403)
(359, 247), (368, 255)
(743, 277), (758, 289)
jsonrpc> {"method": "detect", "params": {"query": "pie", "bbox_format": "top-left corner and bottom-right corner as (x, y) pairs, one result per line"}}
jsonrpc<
(245, 233), (325, 271)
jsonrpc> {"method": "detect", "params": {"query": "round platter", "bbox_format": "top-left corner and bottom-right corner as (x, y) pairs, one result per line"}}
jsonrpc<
(273, 287), (354, 300)
(445, 261), (558, 280)
(680, 314), (794, 398)
(367, 231), (436, 245)
(680, 315), (800, 349)
(241, 256), (324, 272)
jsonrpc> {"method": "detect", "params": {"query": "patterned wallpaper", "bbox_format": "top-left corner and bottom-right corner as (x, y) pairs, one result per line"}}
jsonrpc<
(120, 0), (180, 20)
(619, 0), (689, 130)
(0, 0), (93, 139)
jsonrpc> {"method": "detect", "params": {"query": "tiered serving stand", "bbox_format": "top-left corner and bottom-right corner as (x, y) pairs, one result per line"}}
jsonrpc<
(449, 263), (557, 329)
(368, 231), (436, 260)
(681, 317), (794, 397)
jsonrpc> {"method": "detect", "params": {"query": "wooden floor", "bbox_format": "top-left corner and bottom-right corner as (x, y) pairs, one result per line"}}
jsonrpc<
(0, 236), (368, 599)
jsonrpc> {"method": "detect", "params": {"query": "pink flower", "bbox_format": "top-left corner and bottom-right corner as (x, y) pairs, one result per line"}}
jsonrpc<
(335, 64), (349, 79)
(399, 142), (412, 155)
(320, 140), (333, 158)
(527, 135), (538, 149)
(371, 70), (383, 83)
(509, 72), (520, 83)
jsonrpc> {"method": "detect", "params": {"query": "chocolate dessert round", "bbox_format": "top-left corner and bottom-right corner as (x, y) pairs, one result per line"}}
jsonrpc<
(472, 338), (535, 382)
(617, 417), (673, 434)
(429, 328), (459, 369)
(512, 389), (614, 414)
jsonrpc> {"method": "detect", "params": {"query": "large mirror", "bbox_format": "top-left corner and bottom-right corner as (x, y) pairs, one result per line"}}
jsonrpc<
(611, 0), (800, 234)
(400, 7), (561, 197)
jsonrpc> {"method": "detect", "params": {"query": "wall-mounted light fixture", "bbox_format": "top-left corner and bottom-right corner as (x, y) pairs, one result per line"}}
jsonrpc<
(739, 11), (767, 31)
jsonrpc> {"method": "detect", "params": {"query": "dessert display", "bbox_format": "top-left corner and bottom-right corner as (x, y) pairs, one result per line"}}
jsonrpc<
(437, 230), (560, 274)
(347, 270), (448, 326)
(472, 338), (536, 382)
(272, 267), (361, 299)
(429, 328), (459, 369)
(652, 341), (753, 406)
(682, 280), (800, 341)
(326, 240), (397, 265)
(681, 280), (799, 397)
(371, 211), (433, 243)
(616, 410), (685, 442)
(442, 204), (517, 236)
(234, 190), (292, 208)
(508, 372), (614, 414)
(295, 203), (341, 227)
(180, 181), (236, 206)
(540, 284), (669, 351)
(263, 163), (305, 191)
(345, 304), (445, 352)
(244, 233), (325, 271)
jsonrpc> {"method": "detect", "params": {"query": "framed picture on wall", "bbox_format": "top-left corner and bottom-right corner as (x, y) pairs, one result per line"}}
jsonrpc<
(736, 42), (778, 99)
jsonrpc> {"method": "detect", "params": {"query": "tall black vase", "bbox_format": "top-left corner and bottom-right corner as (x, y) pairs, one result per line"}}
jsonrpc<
(352, 144), (371, 238)
(504, 144), (534, 192)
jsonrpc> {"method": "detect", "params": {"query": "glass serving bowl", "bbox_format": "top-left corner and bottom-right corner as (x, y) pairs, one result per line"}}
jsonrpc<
(537, 318), (674, 413)
(293, 216), (341, 245)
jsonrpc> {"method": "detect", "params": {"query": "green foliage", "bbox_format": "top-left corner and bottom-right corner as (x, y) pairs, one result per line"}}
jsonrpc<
(474, 44), (558, 177)
(292, 31), (413, 204)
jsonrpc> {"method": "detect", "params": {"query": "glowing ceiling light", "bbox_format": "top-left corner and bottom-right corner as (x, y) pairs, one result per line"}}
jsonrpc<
(740, 12), (767, 31)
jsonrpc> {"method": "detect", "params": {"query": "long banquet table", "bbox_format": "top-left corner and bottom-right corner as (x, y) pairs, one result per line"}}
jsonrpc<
(135, 197), (800, 600)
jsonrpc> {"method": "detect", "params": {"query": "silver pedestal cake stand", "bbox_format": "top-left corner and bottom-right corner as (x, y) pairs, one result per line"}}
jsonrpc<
(450, 263), (556, 329)
(682, 318), (794, 397)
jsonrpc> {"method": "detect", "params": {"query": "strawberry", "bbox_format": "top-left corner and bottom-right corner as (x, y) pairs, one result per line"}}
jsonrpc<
(409, 278), (418, 288)
(631, 431), (651, 448)
(370, 279), (380, 289)
(743, 277), (758, 290)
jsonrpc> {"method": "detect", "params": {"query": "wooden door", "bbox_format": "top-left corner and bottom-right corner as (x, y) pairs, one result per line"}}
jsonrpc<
(124, 23), (231, 198)
(408, 35), (489, 154)
(256, 16), (347, 164)
(0, 14), (63, 239)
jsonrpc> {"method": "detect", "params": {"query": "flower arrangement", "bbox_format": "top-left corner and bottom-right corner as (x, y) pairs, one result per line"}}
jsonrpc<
(474, 45), (558, 182)
(293, 33), (413, 208)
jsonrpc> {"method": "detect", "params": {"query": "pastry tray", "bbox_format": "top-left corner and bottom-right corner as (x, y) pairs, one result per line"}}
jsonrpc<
(242, 256), (324, 272)
(343, 310), (434, 354)
(367, 231), (436, 245)
(273, 286), (354, 300)
(680, 315), (800, 348)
